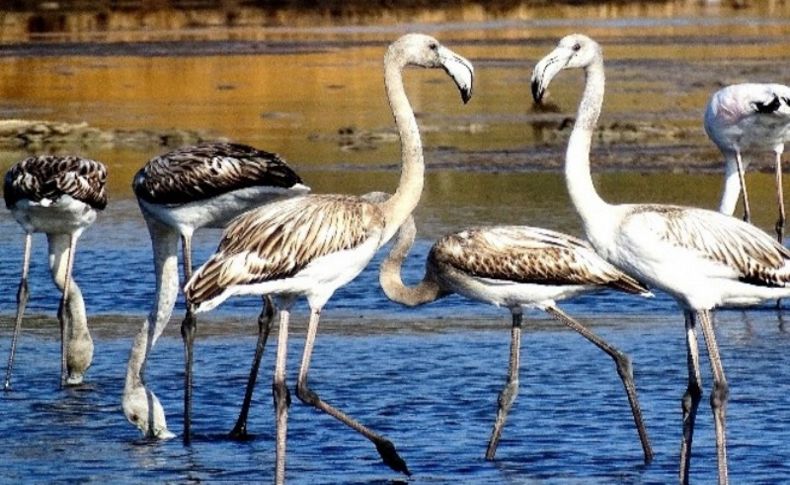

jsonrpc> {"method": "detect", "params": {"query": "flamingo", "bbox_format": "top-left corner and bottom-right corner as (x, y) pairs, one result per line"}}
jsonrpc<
(182, 34), (473, 483)
(705, 83), (790, 242)
(532, 34), (790, 485)
(3, 155), (107, 388)
(375, 204), (654, 463)
(122, 141), (309, 440)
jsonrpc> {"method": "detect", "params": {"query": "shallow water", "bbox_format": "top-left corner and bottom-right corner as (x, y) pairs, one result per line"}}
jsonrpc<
(4, 311), (790, 484)
(2, 2), (790, 484)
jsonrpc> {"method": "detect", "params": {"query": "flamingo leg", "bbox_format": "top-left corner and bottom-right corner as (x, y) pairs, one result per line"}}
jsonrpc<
(181, 306), (197, 445)
(180, 233), (197, 444)
(774, 150), (785, 244)
(181, 234), (193, 283)
(546, 305), (654, 464)
(698, 310), (729, 485)
(485, 308), (523, 460)
(229, 295), (275, 440)
(273, 307), (291, 485)
(296, 308), (410, 476)
(735, 150), (751, 223)
(4, 232), (32, 391)
(680, 310), (703, 485)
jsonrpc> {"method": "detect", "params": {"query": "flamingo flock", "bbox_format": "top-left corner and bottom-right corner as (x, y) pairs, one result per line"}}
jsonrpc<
(2, 31), (788, 485)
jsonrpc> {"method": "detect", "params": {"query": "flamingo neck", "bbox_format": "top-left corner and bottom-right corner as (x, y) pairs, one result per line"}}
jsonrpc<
(379, 217), (443, 306)
(124, 220), (180, 391)
(718, 154), (741, 215)
(565, 58), (609, 227)
(379, 54), (425, 245)
(46, 233), (93, 382)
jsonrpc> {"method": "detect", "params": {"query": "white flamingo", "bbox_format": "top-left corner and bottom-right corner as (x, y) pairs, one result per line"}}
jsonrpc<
(182, 34), (473, 483)
(122, 141), (309, 440)
(375, 204), (654, 463)
(3, 155), (107, 388)
(705, 83), (790, 242)
(532, 34), (790, 485)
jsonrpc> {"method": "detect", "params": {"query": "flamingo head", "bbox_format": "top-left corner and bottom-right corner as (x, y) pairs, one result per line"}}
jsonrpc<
(531, 34), (602, 103)
(123, 384), (175, 440)
(387, 33), (474, 104)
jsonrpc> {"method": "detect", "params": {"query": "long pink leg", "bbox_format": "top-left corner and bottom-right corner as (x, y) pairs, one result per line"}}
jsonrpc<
(4, 232), (32, 390)
(229, 296), (275, 439)
(273, 307), (291, 485)
(774, 150), (785, 243)
(680, 310), (703, 485)
(735, 151), (751, 222)
(698, 310), (729, 485)
(485, 309), (523, 460)
(547, 305), (653, 464)
(296, 307), (410, 475)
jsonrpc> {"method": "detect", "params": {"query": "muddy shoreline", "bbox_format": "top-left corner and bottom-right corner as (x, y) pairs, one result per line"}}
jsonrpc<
(0, 118), (734, 174)
(0, 119), (215, 152)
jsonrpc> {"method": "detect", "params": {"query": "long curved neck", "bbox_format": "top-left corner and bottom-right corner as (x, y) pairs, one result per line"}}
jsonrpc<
(124, 218), (180, 391)
(379, 216), (443, 306)
(566, 57), (609, 225)
(379, 52), (425, 245)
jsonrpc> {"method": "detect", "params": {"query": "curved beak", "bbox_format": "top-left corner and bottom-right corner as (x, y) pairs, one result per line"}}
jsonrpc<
(144, 425), (176, 440)
(155, 428), (177, 440)
(439, 47), (474, 104)
(531, 47), (570, 104)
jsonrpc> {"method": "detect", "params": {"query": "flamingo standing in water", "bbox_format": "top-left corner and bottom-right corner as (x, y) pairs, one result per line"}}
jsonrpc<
(532, 34), (790, 485)
(375, 204), (654, 463)
(183, 34), (473, 483)
(122, 142), (309, 440)
(704, 83), (790, 242)
(3, 155), (107, 388)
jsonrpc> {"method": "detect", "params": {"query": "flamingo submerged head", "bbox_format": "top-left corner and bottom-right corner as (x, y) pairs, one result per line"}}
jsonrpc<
(123, 384), (176, 440)
(531, 33), (600, 103)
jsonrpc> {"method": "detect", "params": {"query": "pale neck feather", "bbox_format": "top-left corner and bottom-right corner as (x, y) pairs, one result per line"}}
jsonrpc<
(718, 155), (741, 216)
(379, 216), (443, 306)
(565, 58), (610, 229)
(379, 53), (425, 245)
(124, 220), (180, 391)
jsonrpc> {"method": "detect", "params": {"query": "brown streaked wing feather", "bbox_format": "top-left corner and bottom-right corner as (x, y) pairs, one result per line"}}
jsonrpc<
(185, 194), (384, 305)
(3, 155), (108, 210)
(133, 142), (303, 204)
(430, 226), (648, 293)
(627, 205), (790, 287)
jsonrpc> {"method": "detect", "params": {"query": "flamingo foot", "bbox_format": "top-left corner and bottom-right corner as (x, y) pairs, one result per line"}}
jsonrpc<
(228, 424), (254, 442)
(375, 439), (411, 476)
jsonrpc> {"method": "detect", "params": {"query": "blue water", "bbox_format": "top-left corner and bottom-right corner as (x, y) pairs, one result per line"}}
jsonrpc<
(1, 193), (790, 483)
(2, 3), (790, 479)
(2, 311), (790, 483)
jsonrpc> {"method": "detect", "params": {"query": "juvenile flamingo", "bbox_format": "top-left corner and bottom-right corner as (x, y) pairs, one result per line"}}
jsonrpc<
(705, 83), (790, 241)
(183, 34), (473, 483)
(3, 155), (107, 388)
(122, 142), (308, 440)
(532, 34), (790, 485)
(376, 208), (654, 463)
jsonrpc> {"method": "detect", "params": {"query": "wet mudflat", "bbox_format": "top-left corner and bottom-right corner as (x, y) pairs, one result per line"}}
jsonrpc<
(1, 1), (790, 483)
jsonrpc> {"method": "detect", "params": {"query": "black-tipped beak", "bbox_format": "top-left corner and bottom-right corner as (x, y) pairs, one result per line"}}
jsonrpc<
(460, 86), (472, 104)
(439, 47), (474, 105)
(531, 78), (544, 104)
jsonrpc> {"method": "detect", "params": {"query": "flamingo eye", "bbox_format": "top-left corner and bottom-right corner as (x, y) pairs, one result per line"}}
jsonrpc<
(429, 42), (438, 51)
(572, 43), (581, 51)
